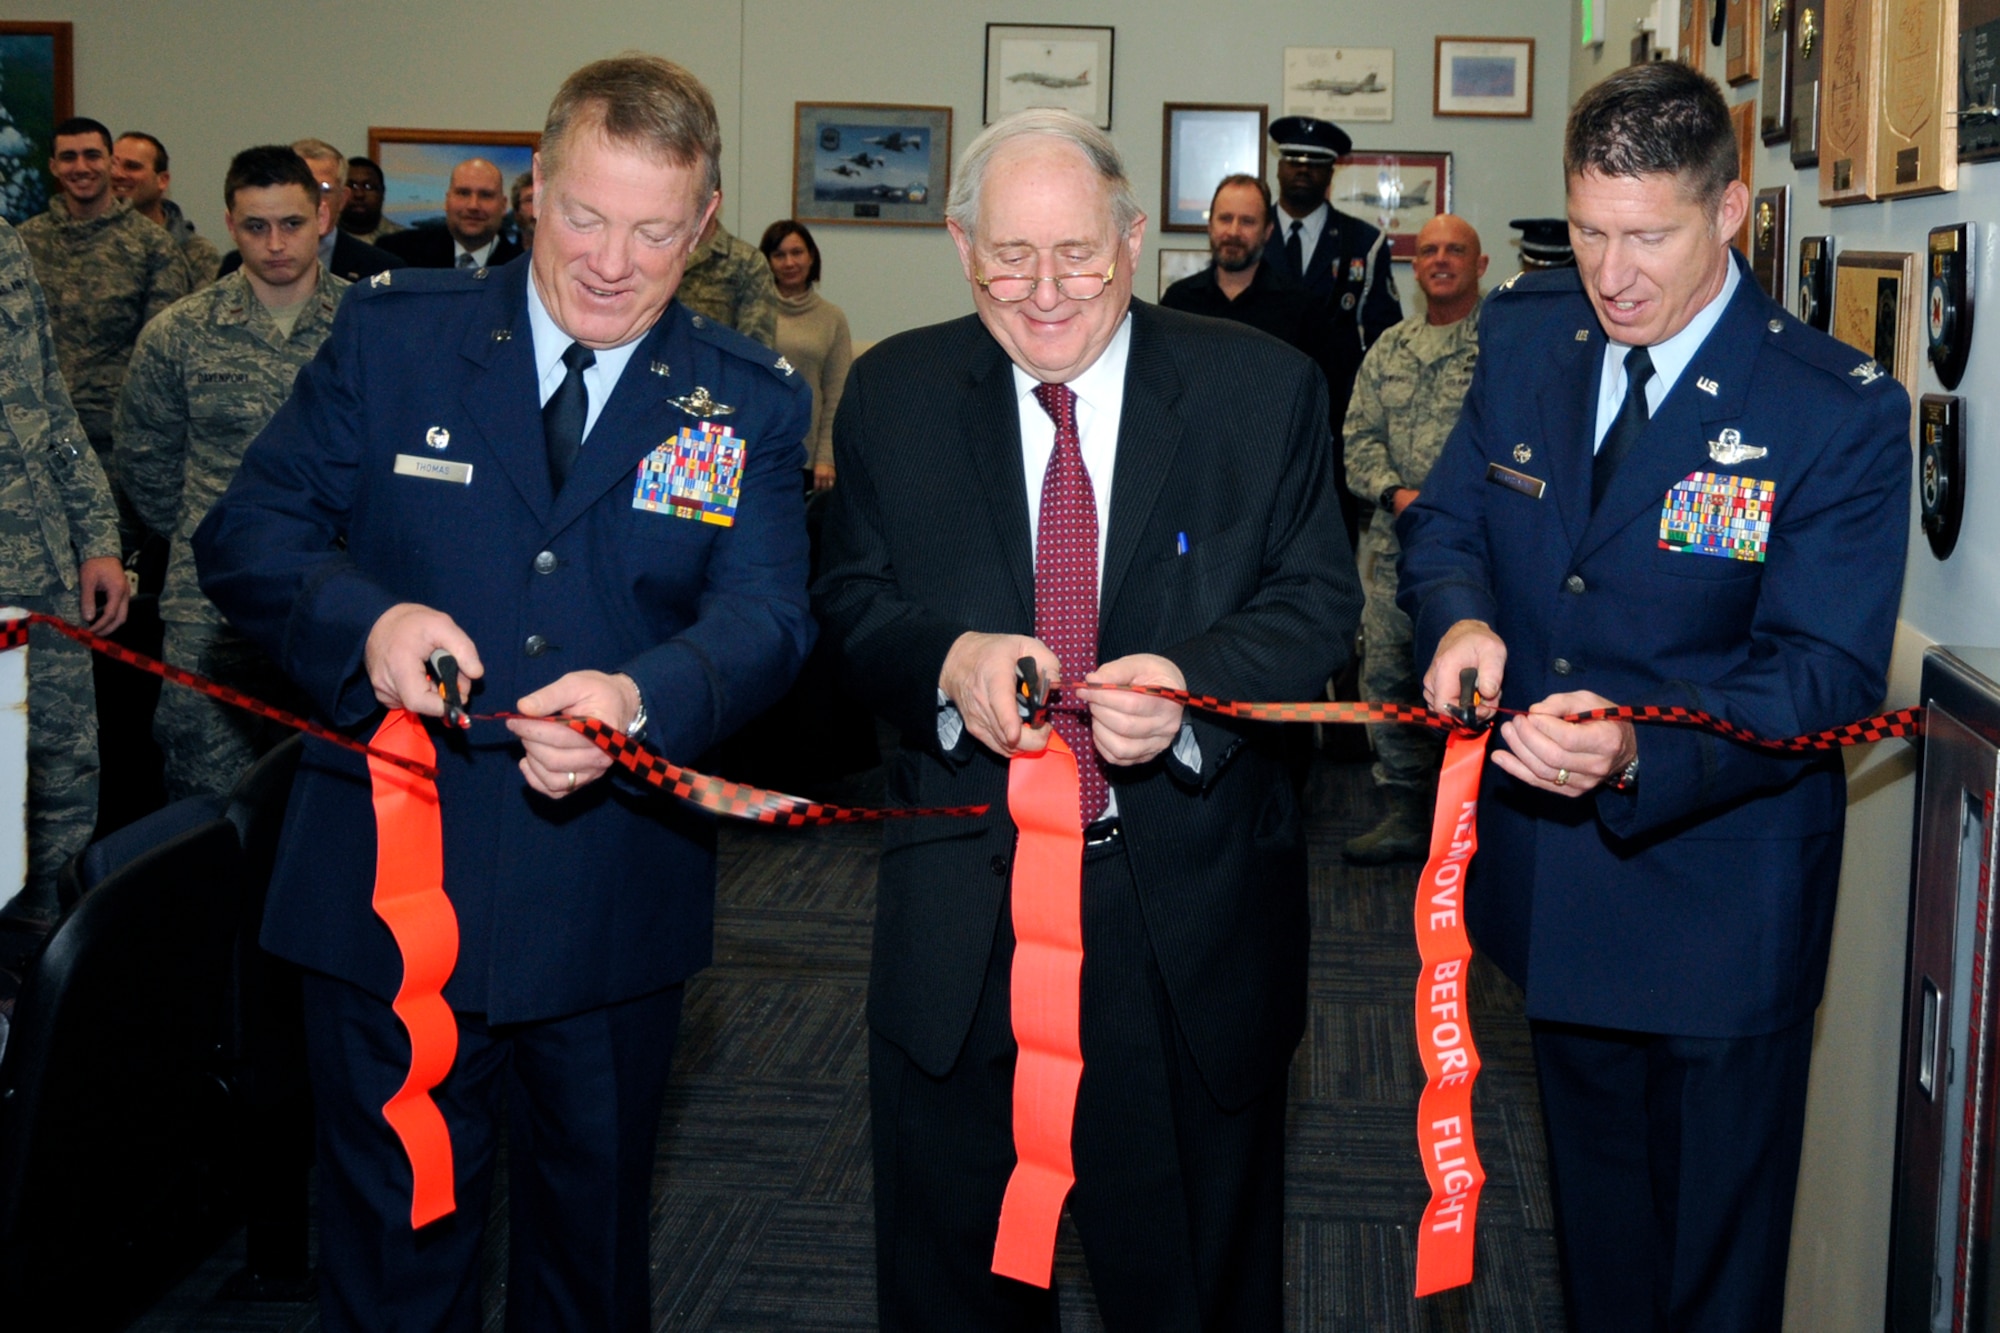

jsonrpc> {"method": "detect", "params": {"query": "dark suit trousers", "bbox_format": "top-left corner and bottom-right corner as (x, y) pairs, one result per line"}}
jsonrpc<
(871, 835), (1288, 1333)
(301, 971), (683, 1333)
(1531, 1015), (1816, 1333)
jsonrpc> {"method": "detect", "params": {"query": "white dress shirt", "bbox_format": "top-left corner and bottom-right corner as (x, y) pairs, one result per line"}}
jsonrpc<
(1593, 258), (1740, 450)
(526, 271), (642, 441)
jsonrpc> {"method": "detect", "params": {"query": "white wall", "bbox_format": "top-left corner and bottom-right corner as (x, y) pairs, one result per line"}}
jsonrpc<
(1570, 27), (2000, 1333)
(27, 0), (1570, 345)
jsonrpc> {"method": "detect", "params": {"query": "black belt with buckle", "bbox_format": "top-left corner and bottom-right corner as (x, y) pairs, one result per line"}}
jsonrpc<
(1083, 816), (1122, 848)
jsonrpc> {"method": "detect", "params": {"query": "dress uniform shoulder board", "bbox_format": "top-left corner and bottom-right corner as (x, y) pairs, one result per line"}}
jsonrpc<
(1491, 266), (1583, 300)
(1762, 309), (1900, 396)
(687, 312), (807, 390)
(344, 266), (486, 302)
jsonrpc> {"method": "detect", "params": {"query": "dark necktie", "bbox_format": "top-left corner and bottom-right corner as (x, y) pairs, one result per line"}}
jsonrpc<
(456, 251), (477, 269)
(543, 341), (596, 492)
(1286, 219), (1305, 274)
(1592, 345), (1655, 510)
(1032, 382), (1110, 826)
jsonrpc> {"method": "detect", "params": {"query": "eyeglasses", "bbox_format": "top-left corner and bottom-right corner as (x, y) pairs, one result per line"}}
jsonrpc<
(974, 258), (1117, 304)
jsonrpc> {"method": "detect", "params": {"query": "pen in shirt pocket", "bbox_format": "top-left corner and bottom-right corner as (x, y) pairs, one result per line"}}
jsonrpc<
(1176, 532), (1188, 556)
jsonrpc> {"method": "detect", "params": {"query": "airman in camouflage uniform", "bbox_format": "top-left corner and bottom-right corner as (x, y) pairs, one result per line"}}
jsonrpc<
(0, 217), (130, 919)
(676, 219), (779, 349)
(19, 189), (189, 454)
(1341, 215), (1486, 863)
(118, 146), (345, 799)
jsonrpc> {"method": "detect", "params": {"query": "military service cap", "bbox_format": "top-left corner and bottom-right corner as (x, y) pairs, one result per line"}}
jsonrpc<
(1510, 217), (1575, 270)
(1269, 116), (1352, 163)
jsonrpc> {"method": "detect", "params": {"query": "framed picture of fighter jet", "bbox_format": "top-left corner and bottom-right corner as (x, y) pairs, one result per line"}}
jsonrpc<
(792, 103), (952, 227)
(1283, 47), (1395, 123)
(1330, 150), (1453, 261)
(985, 23), (1115, 129)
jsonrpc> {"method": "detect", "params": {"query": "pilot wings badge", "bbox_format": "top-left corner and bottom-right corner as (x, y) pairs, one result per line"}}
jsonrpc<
(1707, 427), (1768, 466)
(669, 386), (735, 418)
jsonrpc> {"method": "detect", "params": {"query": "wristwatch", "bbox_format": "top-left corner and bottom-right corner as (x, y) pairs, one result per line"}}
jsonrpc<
(1610, 753), (1640, 791)
(623, 676), (650, 743)
(1378, 484), (1403, 513)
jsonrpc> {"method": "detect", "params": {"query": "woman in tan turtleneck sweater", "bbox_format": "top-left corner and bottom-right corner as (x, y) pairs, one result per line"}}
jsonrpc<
(759, 220), (853, 491)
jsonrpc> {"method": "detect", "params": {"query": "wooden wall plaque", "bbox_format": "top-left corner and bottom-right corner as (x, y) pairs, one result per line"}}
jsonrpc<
(1732, 101), (1758, 258)
(1962, 0), (2000, 158)
(1820, 0), (1883, 203)
(1728, 0), (1765, 79)
(1833, 249), (1920, 398)
(1752, 186), (1791, 296)
(1792, 0), (1826, 163)
(1683, 0), (1713, 65)
(1874, 0), (1958, 195)
(1763, 0), (1796, 138)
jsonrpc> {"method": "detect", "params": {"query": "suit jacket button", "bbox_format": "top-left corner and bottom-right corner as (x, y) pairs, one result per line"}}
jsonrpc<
(534, 550), (557, 574)
(1552, 657), (1573, 676)
(990, 854), (1010, 877)
(525, 633), (549, 657)
(1564, 574), (1585, 594)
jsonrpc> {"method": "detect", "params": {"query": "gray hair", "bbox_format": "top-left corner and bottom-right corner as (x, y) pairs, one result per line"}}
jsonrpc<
(945, 109), (1142, 244)
(291, 138), (346, 189)
(540, 53), (722, 199)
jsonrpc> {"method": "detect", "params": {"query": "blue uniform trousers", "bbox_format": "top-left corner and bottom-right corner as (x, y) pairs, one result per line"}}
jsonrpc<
(302, 970), (683, 1332)
(1532, 1015), (1815, 1333)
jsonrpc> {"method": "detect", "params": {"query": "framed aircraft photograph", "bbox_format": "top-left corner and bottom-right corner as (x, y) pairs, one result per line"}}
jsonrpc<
(985, 23), (1115, 128)
(368, 128), (541, 231)
(1282, 46), (1394, 122)
(0, 21), (73, 225)
(792, 102), (952, 227)
(1161, 103), (1268, 232)
(1331, 150), (1453, 260)
(1433, 37), (1535, 118)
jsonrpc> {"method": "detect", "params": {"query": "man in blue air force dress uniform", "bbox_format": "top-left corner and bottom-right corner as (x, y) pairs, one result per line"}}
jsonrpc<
(1399, 63), (1908, 1333)
(193, 57), (811, 1333)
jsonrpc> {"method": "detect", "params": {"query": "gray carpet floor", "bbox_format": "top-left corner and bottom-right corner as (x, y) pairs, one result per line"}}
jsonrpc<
(126, 756), (1565, 1331)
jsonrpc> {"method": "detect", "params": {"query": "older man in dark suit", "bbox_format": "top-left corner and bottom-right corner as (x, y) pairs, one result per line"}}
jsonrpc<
(195, 56), (811, 1332)
(1401, 62), (1908, 1331)
(815, 109), (1359, 1332)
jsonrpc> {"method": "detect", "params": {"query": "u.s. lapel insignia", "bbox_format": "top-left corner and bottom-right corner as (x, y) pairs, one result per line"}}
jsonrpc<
(1696, 376), (1719, 396)
(490, 328), (512, 342)
(1575, 329), (1590, 341)
(424, 426), (451, 451)
(773, 356), (795, 376)
(669, 385), (735, 418)
(1850, 359), (1887, 385)
(1707, 427), (1768, 465)
(649, 360), (670, 377)
(1513, 443), (1533, 463)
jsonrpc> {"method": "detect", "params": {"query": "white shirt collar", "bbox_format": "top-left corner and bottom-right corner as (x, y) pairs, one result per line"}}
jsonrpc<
(456, 236), (497, 269)
(1596, 255), (1740, 445)
(525, 269), (645, 440)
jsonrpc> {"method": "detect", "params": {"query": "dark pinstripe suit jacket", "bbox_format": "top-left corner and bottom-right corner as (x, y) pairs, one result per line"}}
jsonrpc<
(813, 300), (1362, 1108)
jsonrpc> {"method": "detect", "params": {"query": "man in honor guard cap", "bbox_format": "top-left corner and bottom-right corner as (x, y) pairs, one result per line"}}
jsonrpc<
(195, 55), (812, 1331)
(1400, 62), (1907, 1331)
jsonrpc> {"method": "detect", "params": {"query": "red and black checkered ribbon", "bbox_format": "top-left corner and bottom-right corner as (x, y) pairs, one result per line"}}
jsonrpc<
(0, 612), (987, 825)
(0, 611), (1929, 823)
(1, 611), (437, 780)
(1097, 681), (1929, 752)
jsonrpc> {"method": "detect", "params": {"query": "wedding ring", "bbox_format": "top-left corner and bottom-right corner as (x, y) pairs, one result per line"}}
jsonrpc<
(1555, 768), (1569, 787)
(567, 770), (577, 793)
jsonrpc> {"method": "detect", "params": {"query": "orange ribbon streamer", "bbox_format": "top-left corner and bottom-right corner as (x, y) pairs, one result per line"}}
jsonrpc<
(1413, 729), (1490, 1295)
(991, 732), (1087, 1288)
(365, 709), (461, 1229)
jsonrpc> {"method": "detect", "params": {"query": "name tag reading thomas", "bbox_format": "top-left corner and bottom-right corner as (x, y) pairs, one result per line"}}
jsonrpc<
(1485, 461), (1547, 500)
(394, 453), (473, 485)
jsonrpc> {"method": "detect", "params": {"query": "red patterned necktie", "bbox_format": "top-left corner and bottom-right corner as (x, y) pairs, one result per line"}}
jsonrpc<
(1032, 381), (1110, 825)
